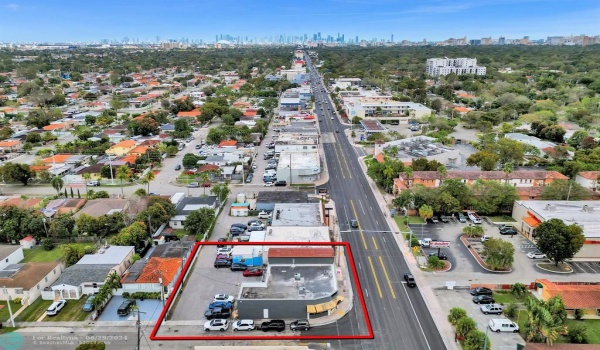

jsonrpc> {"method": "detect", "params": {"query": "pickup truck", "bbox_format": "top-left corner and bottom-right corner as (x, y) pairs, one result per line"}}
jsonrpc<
(418, 238), (435, 248)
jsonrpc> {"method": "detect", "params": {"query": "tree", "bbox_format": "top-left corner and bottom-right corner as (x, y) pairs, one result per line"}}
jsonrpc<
(184, 208), (216, 237)
(463, 330), (488, 350)
(470, 180), (518, 214)
(511, 282), (528, 299)
(182, 153), (200, 169)
(116, 165), (132, 198)
(482, 238), (515, 270)
(533, 218), (585, 266)
(0, 162), (34, 185)
(524, 296), (567, 345)
(140, 171), (155, 193)
(127, 117), (159, 136)
(200, 172), (210, 195)
(25, 132), (42, 144)
(447, 307), (467, 326)
(173, 118), (193, 139)
(210, 182), (230, 203)
(48, 214), (75, 237)
(61, 244), (87, 267)
(51, 176), (64, 196)
(540, 180), (590, 200)
(418, 204), (433, 222)
(166, 145), (178, 157)
(467, 151), (499, 171)
(456, 316), (476, 339)
(111, 222), (148, 246)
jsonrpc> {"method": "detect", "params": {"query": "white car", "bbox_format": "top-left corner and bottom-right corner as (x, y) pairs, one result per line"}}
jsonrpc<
(213, 294), (235, 303)
(480, 235), (491, 243)
(258, 211), (271, 219)
(527, 251), (547, 259)
(263, 182), (274, 187)
(46, 299), (67, 316)
(233, 319), (255, 331)
(216, 247), (232, 255)
(204, 319), (229, 332)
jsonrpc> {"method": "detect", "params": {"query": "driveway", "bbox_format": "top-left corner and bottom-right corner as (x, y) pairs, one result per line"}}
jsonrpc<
(97, 296), (163, 321)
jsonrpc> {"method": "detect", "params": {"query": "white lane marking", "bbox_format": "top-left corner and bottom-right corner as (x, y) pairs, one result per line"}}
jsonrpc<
(401, 283), (432, 350)
(359, 200), (366, 215)
(365, 289), (369, 298)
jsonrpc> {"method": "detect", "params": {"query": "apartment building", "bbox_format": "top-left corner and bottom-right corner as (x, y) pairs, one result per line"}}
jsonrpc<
(425, 58), (487, 76)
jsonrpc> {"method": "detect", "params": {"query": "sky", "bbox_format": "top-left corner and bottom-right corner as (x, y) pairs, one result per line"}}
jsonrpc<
(0, 0), (599, 43)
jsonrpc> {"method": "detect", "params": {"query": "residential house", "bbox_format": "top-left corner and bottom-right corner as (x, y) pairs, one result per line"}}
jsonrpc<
(42, 198), (86, 217)
(177, 109), (201, 120)
(48, 245), (134, 300)
(575, 171), (600, 192)
(121, 257), (182, 297)
(73, 199), (129, 219)
(169, 196), (218, 229)
(19, 236), (36, 250)
(0, 140), (22, 152)
(534, 279), (600, 319)
(75, 163), (105, 180)
(0, 246), (25, 270)
(105, 140), (137, 156)
(0, 197), (43, 209)
(0, 262), (63, 304)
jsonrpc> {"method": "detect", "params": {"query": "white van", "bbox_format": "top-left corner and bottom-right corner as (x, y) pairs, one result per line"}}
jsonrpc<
(468, 212), (482, 224)
(488, 319), (519, 333)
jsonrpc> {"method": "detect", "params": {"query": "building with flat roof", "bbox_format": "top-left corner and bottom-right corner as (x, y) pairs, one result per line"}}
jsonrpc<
(271, 203), (324, 227)
(169, 196), (218, 229)
(512, 200), (600, 259)
(426, 58), (487, 76)
(377, 135), (462, 168)
(263, 226), (330, 243)
(276, 150), (321, 184)
(256, 191), (308, 212)
(344, 98), (431, 121)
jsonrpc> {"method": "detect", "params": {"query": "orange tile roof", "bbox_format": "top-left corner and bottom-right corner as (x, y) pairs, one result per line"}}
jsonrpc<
(243, 110), (257, 117)
(393, 178), (408, 191)
(135, 257), (182, 285)
(457, 93), (475, 99)
(578, 171), (600, 180)
(0, 140), (21, 147)
(374, 153), (385, 163)
(121, 155), (138, 164)
(0, 197), (43, 208)
(128, 145), (149, 155)
(537, 279), (600, 309)
(453, 106), (471, 113)
(41, 154), (72, 164)
(177, 95), (188, 101)
(219, 140), (237, 147)
(42, 123), (69, 131)
(29, 165), (51, 172)
(177, 109), (201, 117)
(112, 140), (137, 148)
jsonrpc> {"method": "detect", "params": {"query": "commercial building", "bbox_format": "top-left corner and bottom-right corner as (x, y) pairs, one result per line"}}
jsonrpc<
(255, 191), (309, 212)
(425, 58), (487, 76)
(512, 200), (600, 259)
(276, 150), (321, 184)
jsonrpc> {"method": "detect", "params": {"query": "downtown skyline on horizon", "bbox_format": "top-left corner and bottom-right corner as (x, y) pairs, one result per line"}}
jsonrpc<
(0, 0), (598, 43)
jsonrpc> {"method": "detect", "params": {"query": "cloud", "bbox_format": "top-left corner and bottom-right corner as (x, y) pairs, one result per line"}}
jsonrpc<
(5, 4), (18, 11)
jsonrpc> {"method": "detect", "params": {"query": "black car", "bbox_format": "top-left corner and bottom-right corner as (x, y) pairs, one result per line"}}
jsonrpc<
(404, 273), (416, 287)
(472, 295), (496, 304)
(204, 307), (231, 319)
(217, 238), (227, 248)
(230, 263), (248, 271)
(470, 287), (493, 296)
(499, 227), (518, 235)
(274, 180), (287, 186)
(231, 223), (248, 230)
(214, 259), (232, 268)
(350, 219), (359, 228)
(230, 227), (245, 235)
(260, 319), (285, 332)
(175, 164), (182, 171)
(428, 252), (448, 260)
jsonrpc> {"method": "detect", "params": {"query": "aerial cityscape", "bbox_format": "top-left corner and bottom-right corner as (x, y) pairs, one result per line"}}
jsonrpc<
(0, 1), (600, 350)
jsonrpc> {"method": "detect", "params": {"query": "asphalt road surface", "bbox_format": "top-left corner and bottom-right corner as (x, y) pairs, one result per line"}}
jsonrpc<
(305, 57), (447, 350)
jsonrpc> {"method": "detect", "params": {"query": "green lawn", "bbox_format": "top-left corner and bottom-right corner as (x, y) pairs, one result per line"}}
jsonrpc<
(15, 299), (53, 322)
(43, 297), (89, 322)
(493, 291), (526, 305)
(564, 319), (600, 344)
(22, 247), (63, 263)
(394, 216), (411, 233)
(0, 301), (23, 323)
(408, 216), (425, 224)
(488, 215), (516, 222)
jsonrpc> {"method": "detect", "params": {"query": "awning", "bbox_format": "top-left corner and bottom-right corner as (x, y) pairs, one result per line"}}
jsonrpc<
(306, 296), (344, 314)
(523, 216), (541, 227)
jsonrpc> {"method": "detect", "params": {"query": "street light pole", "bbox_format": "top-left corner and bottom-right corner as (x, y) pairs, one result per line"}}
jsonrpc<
(4, 287), (15, 327)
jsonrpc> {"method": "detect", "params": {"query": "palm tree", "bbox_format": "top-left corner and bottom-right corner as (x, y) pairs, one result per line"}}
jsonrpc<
(437, 165), (448, 185)
(141, 171), (155, 193)
(502, 162), (514, 184)
(51, 176), (64, 197)
(200, 172), (210, 195)
(116, 166), (132, 198)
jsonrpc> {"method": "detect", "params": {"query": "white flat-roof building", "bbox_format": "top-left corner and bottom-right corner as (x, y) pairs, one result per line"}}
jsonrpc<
(343, 97), (431, 122)
(426, 58), (487, 76)
(512, 200), (600, 259)
(276, 150), (321, 184)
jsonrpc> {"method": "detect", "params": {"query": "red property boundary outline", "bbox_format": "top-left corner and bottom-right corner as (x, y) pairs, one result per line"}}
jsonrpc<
(150, 241), (374, 341)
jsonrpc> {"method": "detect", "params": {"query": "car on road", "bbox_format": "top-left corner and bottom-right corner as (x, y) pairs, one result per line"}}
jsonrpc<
(263, 181), (274, 187)
(290, 319), (311, 331)
(46, 299), (67, 316)
(213, 294), (235, 303)
(230, 263), (248, 271)
(82, 295), (95, 312)
(527, 251), (547, 259)
(204, 307), (231, 320)
(208, 301), (233, 310)
(428, 252), (448, 260)
(195, 145), (201, 149)
(243, 268), (263, 277)
(274, 180), (287, 186)
(214, 259), (232, 268)
(217, 247), (232, 255)
(470, 287), (493, 296)
(456, 212), (467, 223)
(473, 295), (496, 304)
(87, 180), (100, 187)
(439, 215), (450, 223)
(233, 319), (256, 331)
(404, 273), (416, 287)
(187, 182), (200, 188)
(204, 319), (229, 332)
(260, 319), (285, 332)
(350, 219), (359, 228)
(258, 211), (271, 219)
(480, 304), (503, 315)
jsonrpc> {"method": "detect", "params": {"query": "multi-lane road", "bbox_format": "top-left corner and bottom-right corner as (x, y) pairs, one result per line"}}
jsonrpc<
(305, 57), (447, 350)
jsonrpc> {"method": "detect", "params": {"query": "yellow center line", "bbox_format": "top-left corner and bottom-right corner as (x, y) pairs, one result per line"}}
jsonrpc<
(368, 256), (384, 298)
(350, 200), (367, 249)
(378, 256), (397, 299)
(331, 139), (346, 179)
(336, 141), (353, 179)
(371, 237), (378, 250)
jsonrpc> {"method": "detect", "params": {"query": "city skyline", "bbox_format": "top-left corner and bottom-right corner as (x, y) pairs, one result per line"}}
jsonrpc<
(0, 0), (599, 43)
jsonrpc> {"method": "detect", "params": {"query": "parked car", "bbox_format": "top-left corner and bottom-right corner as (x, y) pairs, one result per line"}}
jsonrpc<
(174, 164), (181, 171)
(290, 319), (311, 331)
(117, 299), (136, 316)
(217, 247), (232, 255)
(258, 211), (271, 219)
(214, 259), (232, 268)
(248, 225), (264, 232)
(473, 295), (496, 304)
(46, 299), (67, 316)
(488, 318), (519, 333)
(230, 263), (248, 271)
(404, 273), (416, 287)
(231, 223), (248, 230)
(456, 213), (466, 223)
(243, 268), (263, 277)
(213, 294), (235, 303)
(428, 252), (448, 260)
(204, 318), (229, 332)
(195, 145), (201, 149)
(439, 215), (450, 223)
(499, 227), (518, 235)
(470, 287), (493, 296)
(527, 251), (547, 259)
(247, 219), (263, 226)
(208, 301), (233, 310)
(274, 180), (287, 186)
(480, 304), (503, 315)
(204, 307), (231, 320)
(216, 238), (227, 248)
(82, 295), (95, 312)
(245, 175), (253, 183)
(350, 219), (359, 228)
(430, 216), (439, 224)
(480, 235), (491, 243)
(263, 181), (274, 187)
(260, 319), (285, 332)
(87, 180), (100, 187)
(187, 182), (200, 188)
(233, 319), (255, 331)
(215, 254), (231, 261)
(468, 212), (482, 224)
(230, 226), (245, 235)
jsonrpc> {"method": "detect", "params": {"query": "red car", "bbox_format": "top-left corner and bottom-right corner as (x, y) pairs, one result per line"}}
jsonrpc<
(242, 268), (263, 277)
(201, 183), (211, 187)
(215, 254), (232, 261)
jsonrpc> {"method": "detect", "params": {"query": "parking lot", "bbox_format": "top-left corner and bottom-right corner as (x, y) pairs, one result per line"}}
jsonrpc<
(568, 261), (600, 274)
(435, 288), (525, 347)
(97, 296), (163, 321)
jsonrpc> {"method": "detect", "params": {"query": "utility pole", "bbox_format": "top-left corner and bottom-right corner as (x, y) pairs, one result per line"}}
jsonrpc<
(134, 308), (147, 350)
(5, 289), (15, 327)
